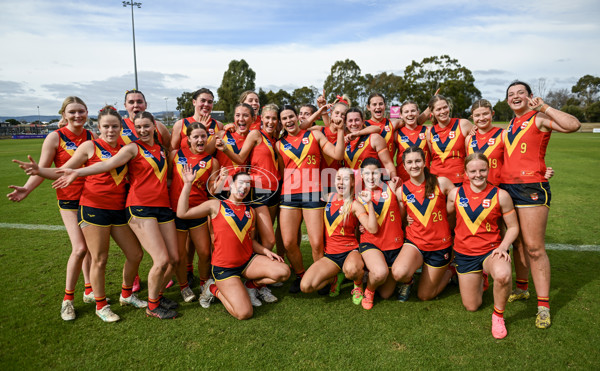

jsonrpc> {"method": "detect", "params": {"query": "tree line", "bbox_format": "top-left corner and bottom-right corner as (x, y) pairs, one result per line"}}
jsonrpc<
(177, 56), (600, 123)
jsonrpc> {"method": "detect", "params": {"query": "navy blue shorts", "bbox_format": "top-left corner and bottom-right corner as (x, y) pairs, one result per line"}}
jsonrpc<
(78, 205), (127, 227)
(280, 192), (325, 210)
(500, 182), (551, 208)
(404, 239), (452, 268)
(324, 249), (356, 270)
(127, 206), (175, 224)
(174, 216), (208, 231)
(454, 250), (494, 274)
(211, 254), (256, 281)
(58, 200), (79, 210)
(359, 242), (401, 268)
(251, 187), (280, 209)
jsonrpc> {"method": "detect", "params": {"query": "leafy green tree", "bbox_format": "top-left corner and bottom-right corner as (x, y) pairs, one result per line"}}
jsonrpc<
(176, 91), (195, 118)
(6, 118), (20, 125)
(492, 100), (513, 122)
(290, 86), (319, 108)
(571, 75), (600, 122)
(586, 101), (600, 122)
(363, 72), (404, 107)
(258, 88), (269, 109)
(323, 59), (364, 106)
(264, 89), (292, 108)
(401, 55), (481, 118)
(216, 59), (256, 121)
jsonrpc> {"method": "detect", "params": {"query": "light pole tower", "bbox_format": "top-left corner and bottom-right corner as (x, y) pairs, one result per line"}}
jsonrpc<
(164, 97), (169, 126)
(123, 1), (142, 90)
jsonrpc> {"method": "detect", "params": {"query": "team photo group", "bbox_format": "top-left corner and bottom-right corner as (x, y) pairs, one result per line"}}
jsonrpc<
(8, 80), (581, 340)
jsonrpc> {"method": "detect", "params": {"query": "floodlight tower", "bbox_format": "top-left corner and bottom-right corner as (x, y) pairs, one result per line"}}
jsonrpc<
(123, 1), (142, 90)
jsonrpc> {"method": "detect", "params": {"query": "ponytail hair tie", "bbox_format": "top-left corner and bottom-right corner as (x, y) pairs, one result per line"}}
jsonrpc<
(336, 95), (348, 105)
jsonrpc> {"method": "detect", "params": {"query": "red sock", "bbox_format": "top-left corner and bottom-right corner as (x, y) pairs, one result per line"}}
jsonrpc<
(516, 279), (528, 291)
(95, 296), (108, 310)
(493, 306), (504, 318)
(187, 263), (193, 273)
(148, 297), (160, 311)
(353, 280), (362, 287)
(179, 281), (189, 291)
(296, 270), (305, 278)
(245, 280), (259, 289)
(121, 284), (133, 299)
(84, 283), (93, 295)
(209, 284), (220, 298)
(537, 296), (550, 309)
(64, 289), (75, 301)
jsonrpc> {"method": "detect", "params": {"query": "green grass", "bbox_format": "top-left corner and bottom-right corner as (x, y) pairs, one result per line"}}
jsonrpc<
(1, 134), (599, 369)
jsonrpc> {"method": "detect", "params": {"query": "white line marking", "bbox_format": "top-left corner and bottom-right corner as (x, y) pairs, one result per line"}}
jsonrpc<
(0, 223), (66, 231)
(2, 223), (599, 251)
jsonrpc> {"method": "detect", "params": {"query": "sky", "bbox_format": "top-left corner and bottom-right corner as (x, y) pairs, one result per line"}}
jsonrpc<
(0, 0), (599, 117)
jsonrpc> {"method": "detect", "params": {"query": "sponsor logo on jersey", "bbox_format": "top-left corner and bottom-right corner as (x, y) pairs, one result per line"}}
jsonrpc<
(199, 161), (206, 168)
(226, 138), (235, 145)
(302, 137), (309, 144)
(283, 143), (292, 151)
(65, 141), (77, 150)
(244, 210), (251, 218)
(482, 199), (491, 208)
(208, 128), (215, 135)
(100, 149), (112, 159)
(432, 134), (440, 142)
(531, 193), (539, 201)
(142, 149), (152, 158)
(458, 197), (469, 207)
(224, 208), (235, 217)
(123, 129), (133, 136)
(488, 138), (496, 145)
(406, 194), (416, 203)
(401, 135), (409, 143)
(177, 157), (188, 165)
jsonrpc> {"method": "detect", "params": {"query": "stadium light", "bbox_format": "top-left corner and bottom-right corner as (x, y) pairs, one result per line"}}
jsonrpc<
(123, 1), (142, 90)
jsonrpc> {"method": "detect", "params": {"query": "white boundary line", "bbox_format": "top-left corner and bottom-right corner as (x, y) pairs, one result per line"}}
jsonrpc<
(2, 223), (599, 251)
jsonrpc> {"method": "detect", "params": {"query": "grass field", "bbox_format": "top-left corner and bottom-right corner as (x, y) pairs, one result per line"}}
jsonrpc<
(1, 133), (599, 369)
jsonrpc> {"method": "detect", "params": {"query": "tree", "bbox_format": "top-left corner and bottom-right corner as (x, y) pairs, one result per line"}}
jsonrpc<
(258, 88), (269, 109)
(545, 88), (571, 110)
(535, 78), (549, 100)
(216, 59), (256, 121)
(561, 105), (585, 122)
(571, 74), (600, 122)
(493, 100), (513, 122)
(323, 59), (364, 106)
(290, 86), (319, 108)
(6, 118), (20, 126)
(263, 89), (292, 108)
(401, 55), (481, 118)
(363, 72), (404, 107)
(176, 91), (195, 118)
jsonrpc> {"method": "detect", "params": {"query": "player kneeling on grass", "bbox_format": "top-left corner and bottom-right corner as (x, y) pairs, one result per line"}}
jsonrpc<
(177, 168), (289, 320)
(447, 153), (519, 339)
(300, 168), (378, 305)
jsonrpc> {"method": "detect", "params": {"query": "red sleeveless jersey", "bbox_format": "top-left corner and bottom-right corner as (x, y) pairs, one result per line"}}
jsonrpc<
(401, 181), (452, 251)
(178, 117), (220, 149)
(277, 130), (322, 195)
(118, 118), (164, 146)
(79, 139), (128, 210)
(453, 184), (502, 256)
(249, 115), (262, 131)
(249, 130), (280, 191)
(211, 200), (254, 268)
(319, 126), (343, 192)
(366, 118), (395, 157)
(215, 131), (249, 173)
(502, 111), (550, 184)
(395, 125), (429, 182)
(170, 148), (215, 212)
(344, 134), (378, 170)
(360, 183), (404, 250)
(126, 142), (169, 208)
(54, 127), (93, 201)
(324, 195), (359, 254)
(429, 119), (467, 183)
(466, 127), (504, 186)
